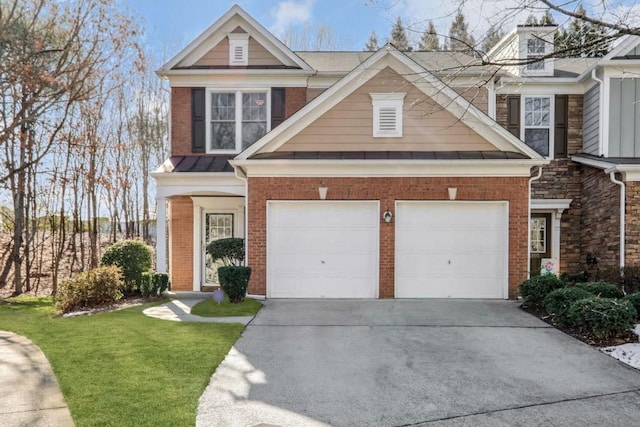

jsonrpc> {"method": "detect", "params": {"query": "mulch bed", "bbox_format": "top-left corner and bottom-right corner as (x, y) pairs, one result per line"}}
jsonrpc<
(521, 305), (638, 347)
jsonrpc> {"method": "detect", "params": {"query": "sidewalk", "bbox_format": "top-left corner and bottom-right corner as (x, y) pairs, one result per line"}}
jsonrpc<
(143, 298), (254, 325)
(0, 331), (74, 427)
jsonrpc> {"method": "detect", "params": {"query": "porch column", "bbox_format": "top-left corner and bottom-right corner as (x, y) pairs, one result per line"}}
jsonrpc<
(553, 210), (563, 273)
(156, 196), (167, 273)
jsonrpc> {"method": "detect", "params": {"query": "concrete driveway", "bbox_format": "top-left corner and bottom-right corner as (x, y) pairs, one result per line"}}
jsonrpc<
(197, 299), (640, 426)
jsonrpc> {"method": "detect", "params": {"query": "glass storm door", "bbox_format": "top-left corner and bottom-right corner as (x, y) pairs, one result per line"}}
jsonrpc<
(203, 213), (234, 284)
(530, 213), (551, 276)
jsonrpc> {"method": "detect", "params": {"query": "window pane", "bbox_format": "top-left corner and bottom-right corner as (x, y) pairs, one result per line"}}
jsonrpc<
(524, 129), (549, 156)
(242, 93), (266, 121)
(211, 122), (235, 149)
(242, 122), (267, 149)
(211, 93), (235, 121)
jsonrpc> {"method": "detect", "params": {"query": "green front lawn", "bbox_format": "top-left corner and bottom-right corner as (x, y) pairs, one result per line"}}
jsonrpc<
(0, 297), (245, 426)
(191, 295), (262, 317)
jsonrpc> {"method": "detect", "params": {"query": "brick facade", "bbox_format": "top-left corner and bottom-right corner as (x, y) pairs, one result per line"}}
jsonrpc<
(626, 182), (640, 265)
(247, 176), (530, 299)
(169, 196), (194, 290)
(285, 87), (307, 118)
(496, 94), (583, 273)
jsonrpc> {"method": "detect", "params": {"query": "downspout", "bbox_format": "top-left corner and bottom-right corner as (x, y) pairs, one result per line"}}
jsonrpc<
(528, 166), (544, 278)
(591, 69), (605, 155)
(607, 169), (625, 269)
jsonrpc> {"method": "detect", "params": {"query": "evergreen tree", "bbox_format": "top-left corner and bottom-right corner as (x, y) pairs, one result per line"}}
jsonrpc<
(364, 30), (379, 51)
(540, 10), (556, 25)
(418, 21), (440, 51)
(555, 4), (609, 57)
(448, 11), (475, 53)
(482, 25), (503, 53)
(389, 16), (410, 51)
(525, 14), (539, 25)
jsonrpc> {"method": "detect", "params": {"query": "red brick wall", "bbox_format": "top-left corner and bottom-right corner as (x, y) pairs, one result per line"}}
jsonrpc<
(247, 177), (529, 299)
(171, 87), (192, 156)
(580, 166), (620, 268)
(496, 94), (583, 273)
(169, 196), (193, 290)
(285, 87), (307, 118)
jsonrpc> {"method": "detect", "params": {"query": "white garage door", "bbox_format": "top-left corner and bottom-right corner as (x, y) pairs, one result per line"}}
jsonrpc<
(395, 201), (508, 299)
(267, 201), (379, 298)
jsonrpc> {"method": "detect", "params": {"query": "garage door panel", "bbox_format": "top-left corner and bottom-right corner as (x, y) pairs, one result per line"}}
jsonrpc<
(268, 202), (378, 298)
(396, 202), (508, 299)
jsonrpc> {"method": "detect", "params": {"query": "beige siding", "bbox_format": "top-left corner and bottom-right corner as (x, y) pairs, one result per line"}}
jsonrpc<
(194, 36), (284, 67)
(453, 86), (488, 114)
(279, 67), (497, 152)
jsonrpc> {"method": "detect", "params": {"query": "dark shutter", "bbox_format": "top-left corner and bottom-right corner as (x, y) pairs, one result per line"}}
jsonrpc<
(554, 95), (568, 158)
(506, 95), (520, 138)
(271, 88), (286, 128)
(191, 87), (206, 153)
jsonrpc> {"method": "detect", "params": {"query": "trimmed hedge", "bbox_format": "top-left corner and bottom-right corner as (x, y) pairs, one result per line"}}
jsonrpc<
(574, 281), (624, 299)
(623, 293), (640, 321)
(218, 266), (251, 303)
(56, 266), (124, 313)
(544, 287), (593, 325)
(206, 238), (245, 266)
(567, 297), (637, 340)
(101, 240), (153, 294)
(519, 275), (566, 309)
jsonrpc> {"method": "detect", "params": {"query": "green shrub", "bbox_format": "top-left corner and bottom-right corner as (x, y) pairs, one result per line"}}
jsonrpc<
(206, 238), (245, 266)
(56, 266), (124, 313)
(574, 281), (624, 299)
(152, 272), (170, 295)
(623, 293), (640, 321)
(544, 287), (593, 325)
(101, 240), (152, 294)
(568, 297), (637, 340)
(519, 275), (566, 309)
(139, 272), (153, 297)
(218, 266), (251, 303)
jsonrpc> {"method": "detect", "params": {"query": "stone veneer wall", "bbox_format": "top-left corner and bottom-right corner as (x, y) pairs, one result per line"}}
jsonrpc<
(496, 94), (583, 273)
(625, 182), (640, 265)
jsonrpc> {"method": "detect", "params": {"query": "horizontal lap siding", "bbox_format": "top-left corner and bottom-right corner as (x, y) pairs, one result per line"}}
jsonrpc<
(247, 176), (529, 299)
(193, 37), (283, 67)
(278, 67), (496, 152)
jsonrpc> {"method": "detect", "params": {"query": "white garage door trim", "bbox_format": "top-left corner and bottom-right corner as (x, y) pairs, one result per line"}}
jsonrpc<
(266, 200), (380, 298)
(395, 201), (509, 299)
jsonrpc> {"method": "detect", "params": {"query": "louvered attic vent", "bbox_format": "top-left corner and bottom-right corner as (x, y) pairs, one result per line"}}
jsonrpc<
(228, 33), (249, 66)
(370, 93), (406, 137)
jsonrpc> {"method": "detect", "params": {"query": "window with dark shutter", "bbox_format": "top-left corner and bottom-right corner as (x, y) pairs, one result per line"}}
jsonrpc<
(191, 87), (206, 153)
(554, 95), (568, 157)
(271, 88), (286, 128)
(506, 95), (520, 138)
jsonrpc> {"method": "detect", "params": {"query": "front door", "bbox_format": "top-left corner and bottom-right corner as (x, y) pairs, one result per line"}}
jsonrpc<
(203, 212), (234, 284)
(530, 213), (551, 276)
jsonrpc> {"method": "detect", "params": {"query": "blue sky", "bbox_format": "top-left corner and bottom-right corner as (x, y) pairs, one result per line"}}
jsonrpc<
(123, 0), (640, 58)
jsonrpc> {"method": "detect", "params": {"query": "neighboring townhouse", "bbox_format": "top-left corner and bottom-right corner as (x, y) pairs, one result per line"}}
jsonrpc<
(153, 5), (640, 299)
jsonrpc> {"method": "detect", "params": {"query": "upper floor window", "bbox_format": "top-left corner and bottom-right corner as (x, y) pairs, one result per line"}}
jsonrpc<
(370, 93), (406, 137)
(228, 33), (249, 66)
(208, 90), (268, 152)
(522, 95), (553, 157)
(526, 38), (545, 71)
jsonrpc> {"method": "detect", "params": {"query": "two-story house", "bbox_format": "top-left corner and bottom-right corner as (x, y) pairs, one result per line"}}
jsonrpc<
(153, 5), (640, 299)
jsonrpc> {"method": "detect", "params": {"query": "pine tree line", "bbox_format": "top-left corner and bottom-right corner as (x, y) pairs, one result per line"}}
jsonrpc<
(363, 8), (611, 58)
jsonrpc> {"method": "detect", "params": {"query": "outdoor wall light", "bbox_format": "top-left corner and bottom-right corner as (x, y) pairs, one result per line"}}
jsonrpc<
(318, 187), (328, 200)
(383, 211), (393, 223)
(448, 187), (458, 201)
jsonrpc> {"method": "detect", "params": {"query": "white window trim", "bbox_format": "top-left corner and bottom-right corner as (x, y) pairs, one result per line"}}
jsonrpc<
(521, 94), (554, 159)
(370, 92), (406, 138)
(205, 88), (271, 154)
(228, 33), (249, 66)
(521, 34), (552, 76)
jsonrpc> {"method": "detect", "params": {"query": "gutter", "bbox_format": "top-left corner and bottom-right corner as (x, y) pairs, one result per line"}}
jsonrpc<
(606, 168), (626, 269)
(528, 166), (544, 278)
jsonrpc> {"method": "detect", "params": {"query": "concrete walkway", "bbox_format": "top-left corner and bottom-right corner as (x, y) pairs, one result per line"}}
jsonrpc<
(0, 331), (74, 427)
(143, 298), (254, 325)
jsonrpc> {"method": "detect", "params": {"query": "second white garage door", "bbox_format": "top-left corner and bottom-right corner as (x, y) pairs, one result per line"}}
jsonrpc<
(395, 201), (508, 299)
(267, 201), (379, 298)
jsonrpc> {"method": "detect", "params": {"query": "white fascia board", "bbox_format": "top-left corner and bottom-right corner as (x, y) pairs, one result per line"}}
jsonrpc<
(165, 73), (312, 88)
(496, 79), (585, 95)
(486, 30), (518, 60)
(604, 165), (640, 182)
(152, 172), (245, 197)
(531, 198), (572, 210)
(602, 35), (640, 61)
(602, 65), (640, 78)
(570, 155), (615, 170)
(230, 159), (548, 178)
